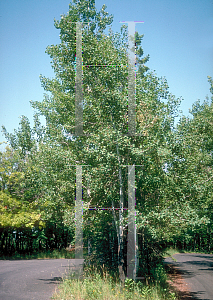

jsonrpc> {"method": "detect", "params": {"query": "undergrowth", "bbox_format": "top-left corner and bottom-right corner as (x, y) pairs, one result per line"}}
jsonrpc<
(51, 263), (177, 300)
(0, 248), (77, 260)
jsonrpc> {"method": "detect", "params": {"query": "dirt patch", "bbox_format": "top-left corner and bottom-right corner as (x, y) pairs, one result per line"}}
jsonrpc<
(165, 263), (196, 300)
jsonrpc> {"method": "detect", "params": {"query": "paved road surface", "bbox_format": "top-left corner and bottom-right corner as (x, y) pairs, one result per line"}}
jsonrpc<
(1, 254), (212, 299)
(164, 253), (213, 300)
(0, 258), (84, 300)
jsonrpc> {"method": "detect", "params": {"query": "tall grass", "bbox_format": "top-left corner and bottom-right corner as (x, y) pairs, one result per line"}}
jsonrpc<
(51, 263), (177, 300)
(162, 248), (184, 261)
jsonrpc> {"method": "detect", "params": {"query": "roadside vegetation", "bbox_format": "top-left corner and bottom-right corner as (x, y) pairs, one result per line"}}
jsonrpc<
(0, 248), (76, 260)
(163, 247), (213, 259)
(51, 263), (177, 300)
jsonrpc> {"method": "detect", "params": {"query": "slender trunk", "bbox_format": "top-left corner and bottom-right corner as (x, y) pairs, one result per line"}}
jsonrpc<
(8, 234), (11, 254)
(194, 234), (196, 252)
(110, 113), (125, 283)
(109, 232), (114, 265)
(118, 164), (125, 283)
(208, 227), (211, 252)
(5, 233), (8, 254)
(88, 238), (91, 255)
(115, 134), (125, 283)
(16, 231), (19, 252)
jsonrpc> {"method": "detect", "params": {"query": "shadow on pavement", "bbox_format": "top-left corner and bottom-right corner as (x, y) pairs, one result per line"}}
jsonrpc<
(38, 277), (63, 284)
(164, 262), (202, 300)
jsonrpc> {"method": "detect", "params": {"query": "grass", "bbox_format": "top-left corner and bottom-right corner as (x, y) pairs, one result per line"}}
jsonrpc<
(51, 263), (177, 300)
(163, 247), (184, 258)
(163, 247), (213, 261)
(162, 248), (184, 262)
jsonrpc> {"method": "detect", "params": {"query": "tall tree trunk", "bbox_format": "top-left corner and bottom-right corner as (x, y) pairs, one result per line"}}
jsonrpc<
(118, 165), (125, 283)
(115, 136), (125, 283)
(110, 113), (126, 283)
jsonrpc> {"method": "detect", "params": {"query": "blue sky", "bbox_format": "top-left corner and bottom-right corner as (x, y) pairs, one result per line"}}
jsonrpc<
(0, 0), (213, 151)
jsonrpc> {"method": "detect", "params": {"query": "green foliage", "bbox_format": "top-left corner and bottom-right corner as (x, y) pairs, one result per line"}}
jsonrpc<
(0, 191), (42, 229)
(0, 141), (74, 256)
(1, 1), (212, 294)
(2, 116), (35, 158)
(27, 0), (182, 277)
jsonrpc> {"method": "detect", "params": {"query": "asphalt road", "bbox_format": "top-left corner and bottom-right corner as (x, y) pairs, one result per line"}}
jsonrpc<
(0, 258), (84, 300)
(164, 253), (213, 300)
(1, 254), (212, 299)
